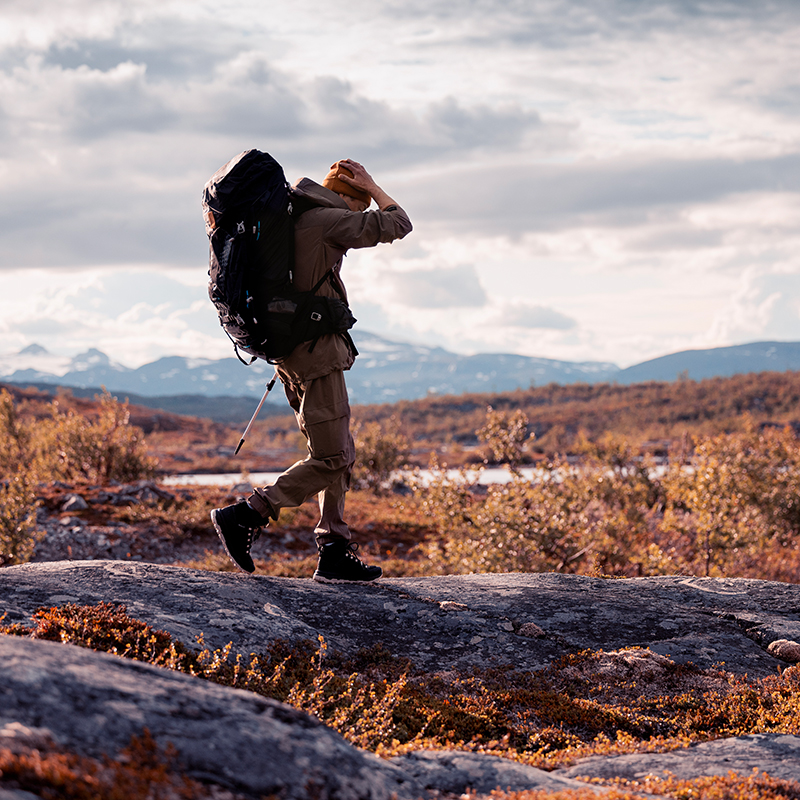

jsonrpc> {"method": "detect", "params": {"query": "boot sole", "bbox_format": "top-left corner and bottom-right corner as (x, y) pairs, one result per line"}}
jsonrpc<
(211, 510), (255, 574)
(312, 571), (382, 584)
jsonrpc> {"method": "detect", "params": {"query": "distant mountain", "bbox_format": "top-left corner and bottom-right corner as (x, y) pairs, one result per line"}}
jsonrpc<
(3, 336), (800, 417)
(0, 331), (620, 406)
(615, 341), (800, 384)
(346, 332), (618, 403)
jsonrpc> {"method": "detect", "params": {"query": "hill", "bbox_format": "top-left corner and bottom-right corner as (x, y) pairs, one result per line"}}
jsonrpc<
(352, 368), (800, 458)
(0, 331), (619, 408)
(616, 341), (800, 383)
(7, 368), (800, 472)
(6, 335), (800, 417)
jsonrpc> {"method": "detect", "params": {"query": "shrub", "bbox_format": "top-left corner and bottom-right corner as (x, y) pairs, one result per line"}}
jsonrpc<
(418, 413), (665, 576)
(662, 422), (800, 579)
(0, 472), (41, 567)
(0, 388), (155, 565)
(0, 729), (213, 799)
(0, 390), (42, 566)
(477, 405), (533, 469)
(352, 417), (409, 493)
(31, 389), (157, 484)
(7, 601), (800, 779)
(0, 389), (33, 474)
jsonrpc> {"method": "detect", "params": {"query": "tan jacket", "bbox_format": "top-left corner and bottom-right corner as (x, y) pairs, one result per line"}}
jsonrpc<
(277, 177), (413, 383)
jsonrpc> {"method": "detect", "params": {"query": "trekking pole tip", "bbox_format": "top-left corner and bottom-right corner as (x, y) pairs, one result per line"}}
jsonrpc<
(234, 438), (245, 456)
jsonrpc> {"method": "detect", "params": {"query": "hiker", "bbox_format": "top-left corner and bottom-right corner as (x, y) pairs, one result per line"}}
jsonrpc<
(211, 158), (412, 581)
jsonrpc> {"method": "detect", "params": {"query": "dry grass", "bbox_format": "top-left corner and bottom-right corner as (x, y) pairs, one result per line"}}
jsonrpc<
(3, 602), (800, 798)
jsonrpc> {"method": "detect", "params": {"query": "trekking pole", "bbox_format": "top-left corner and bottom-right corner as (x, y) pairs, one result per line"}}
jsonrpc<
(234, 370), (279, 456)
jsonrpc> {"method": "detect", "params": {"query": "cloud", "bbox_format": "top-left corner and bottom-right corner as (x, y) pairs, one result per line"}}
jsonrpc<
(387, 265), (487, 308)
(707, 267), (800, 344)
(0, 50), (551, 269)
(404, 153), (800, 237)
(0, 267), (227, 366)
(498, 302), (577, 330)
(2, 0), (800, 371)
(383, 0), (800, 47)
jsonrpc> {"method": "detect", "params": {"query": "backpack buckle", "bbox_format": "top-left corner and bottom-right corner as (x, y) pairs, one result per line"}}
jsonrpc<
(310, 311), (322, 322)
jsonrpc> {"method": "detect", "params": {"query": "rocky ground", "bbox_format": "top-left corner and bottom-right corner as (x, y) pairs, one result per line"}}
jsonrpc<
(4, 480), (800, 798)
(30, 479), (408, 570)
(32, 480), (235, 564)
(2, 560), (800, 798)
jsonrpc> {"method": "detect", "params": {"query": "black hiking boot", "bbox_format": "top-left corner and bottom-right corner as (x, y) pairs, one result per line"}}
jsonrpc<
(313, 540), (382, 583)
(211, 502), (265, 574)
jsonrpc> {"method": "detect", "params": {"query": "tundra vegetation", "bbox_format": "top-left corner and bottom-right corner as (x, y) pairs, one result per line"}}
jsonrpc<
(2, 377), (800, 798)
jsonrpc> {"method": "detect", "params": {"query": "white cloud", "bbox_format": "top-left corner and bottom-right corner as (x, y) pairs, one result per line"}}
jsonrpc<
(1, 0), (800, 370)
(386, 265), (487, 309)
(497, 303), (577, 331)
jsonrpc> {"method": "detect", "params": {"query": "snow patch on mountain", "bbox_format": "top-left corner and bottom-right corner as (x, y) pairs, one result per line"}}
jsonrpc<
(0, 343), (73, 378)
(6, 334), (800, 406)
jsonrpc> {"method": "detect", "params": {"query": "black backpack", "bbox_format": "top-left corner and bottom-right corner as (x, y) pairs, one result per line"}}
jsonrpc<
(202, 149), (356, 365)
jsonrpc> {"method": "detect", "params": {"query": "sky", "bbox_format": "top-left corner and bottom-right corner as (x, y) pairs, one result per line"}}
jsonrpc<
(1, 0), (799, 370)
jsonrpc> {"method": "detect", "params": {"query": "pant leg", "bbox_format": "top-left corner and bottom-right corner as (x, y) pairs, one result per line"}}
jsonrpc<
(249, 371), (354, 542)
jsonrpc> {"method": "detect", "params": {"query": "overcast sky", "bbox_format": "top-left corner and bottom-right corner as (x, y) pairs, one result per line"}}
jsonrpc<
(1, 0), (799, 369)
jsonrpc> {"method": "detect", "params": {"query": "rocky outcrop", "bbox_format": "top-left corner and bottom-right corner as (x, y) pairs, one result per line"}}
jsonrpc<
(559, 733), (800, 784)
(0, 635), (414, 800)
(2, 561), (800, 798)
(3, 562), (799, 677)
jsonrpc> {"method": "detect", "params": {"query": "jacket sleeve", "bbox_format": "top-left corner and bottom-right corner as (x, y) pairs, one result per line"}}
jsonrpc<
(321, 206), (413, 251)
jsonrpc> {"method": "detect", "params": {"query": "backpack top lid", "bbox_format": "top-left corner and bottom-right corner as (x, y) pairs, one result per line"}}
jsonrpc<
(202, 149), (288, 238)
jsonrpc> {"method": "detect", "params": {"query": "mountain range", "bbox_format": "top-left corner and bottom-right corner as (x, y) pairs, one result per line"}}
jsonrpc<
(3, 333), (800, 421)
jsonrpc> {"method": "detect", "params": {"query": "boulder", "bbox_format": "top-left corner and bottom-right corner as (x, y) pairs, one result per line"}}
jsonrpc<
(0, 635), (413, 800)
(3, 562), (800, 797)
(61, 493), (89, 512)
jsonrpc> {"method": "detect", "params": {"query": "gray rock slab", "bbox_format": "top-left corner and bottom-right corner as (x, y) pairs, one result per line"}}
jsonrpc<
(389, 750), (606, 794)
(0, 790), (43, 800)
(2, 562), (799, 677)
(558, 733), (800, 784)
(4, 563), (800, 795)
(0, 635), (415, 800)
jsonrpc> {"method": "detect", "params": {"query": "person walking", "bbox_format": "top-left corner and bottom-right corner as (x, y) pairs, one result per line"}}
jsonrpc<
(211, 158), (412, 581)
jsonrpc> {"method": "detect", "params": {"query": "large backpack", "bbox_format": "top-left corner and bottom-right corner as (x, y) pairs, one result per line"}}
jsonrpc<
(202, 149), (356, 365)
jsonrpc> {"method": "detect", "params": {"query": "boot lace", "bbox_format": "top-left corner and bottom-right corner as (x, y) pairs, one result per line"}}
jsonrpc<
(343, 542), (365, 564)
(245, 526), (262, 550)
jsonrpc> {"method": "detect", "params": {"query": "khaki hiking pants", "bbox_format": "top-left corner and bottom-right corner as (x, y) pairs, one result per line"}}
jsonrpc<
(248, 370), (355, 544)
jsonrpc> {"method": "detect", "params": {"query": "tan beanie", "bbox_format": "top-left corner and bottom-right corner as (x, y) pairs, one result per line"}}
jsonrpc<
(321, 161), (371, 205)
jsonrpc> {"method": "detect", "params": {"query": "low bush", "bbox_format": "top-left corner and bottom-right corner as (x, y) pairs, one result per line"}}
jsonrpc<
(416, 409), (800, 582)
(5, 602), (800, 766)
(32, 389), (157, 485)
(0, 388), (156, 566)
(0, 471), (41, 567)
(0, 729), (222, 799)
(0, 390), (42, 565)
(662, 422), (800, 578)
(352, 417), (410, 493)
